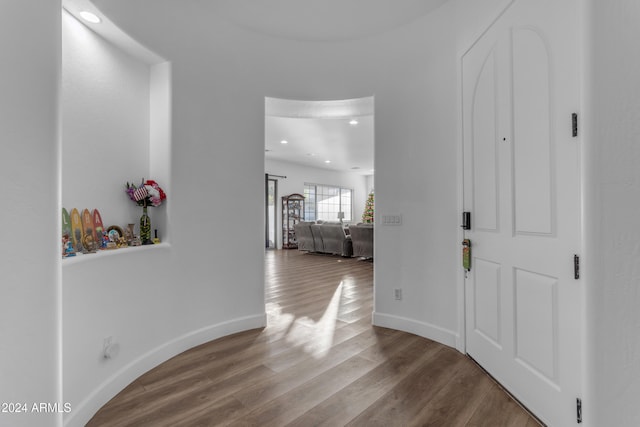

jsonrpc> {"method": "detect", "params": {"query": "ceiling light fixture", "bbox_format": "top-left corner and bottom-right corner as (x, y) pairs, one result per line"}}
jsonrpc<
(280, 140), (288, 144)
(79, 11), (101, 23)
(325, 160), (331, 164)
(349, 119), (359, 125)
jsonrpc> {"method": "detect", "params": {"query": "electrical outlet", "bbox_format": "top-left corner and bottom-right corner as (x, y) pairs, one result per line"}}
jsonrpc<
(103, 336), (114, 359)
(394, 289), (402, 300)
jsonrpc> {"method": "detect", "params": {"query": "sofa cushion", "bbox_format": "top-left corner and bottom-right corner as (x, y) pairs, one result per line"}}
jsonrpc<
(317, 223), (353, 257)
(293, 221), (315, 251)
(349, 224), (373, 258)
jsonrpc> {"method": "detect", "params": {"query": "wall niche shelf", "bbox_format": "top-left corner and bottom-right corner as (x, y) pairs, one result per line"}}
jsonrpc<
(61, 242), (171, 266)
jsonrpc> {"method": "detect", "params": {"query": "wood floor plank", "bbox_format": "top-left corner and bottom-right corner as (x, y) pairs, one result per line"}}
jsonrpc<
(285, 336), (443, 427)
(226, 355), (378, 427)
(465, 382), (540, 427)
(405, 356), (495, 427)
(345, 347), (468, 427)
(87, 250), (540, 426)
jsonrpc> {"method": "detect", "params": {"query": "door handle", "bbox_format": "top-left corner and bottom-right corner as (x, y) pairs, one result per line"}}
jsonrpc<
(462, 239), (471, 271)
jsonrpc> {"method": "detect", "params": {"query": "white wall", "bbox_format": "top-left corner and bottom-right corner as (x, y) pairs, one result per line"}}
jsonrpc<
(265, 158), (368, 247)
(455, 0), (514, 51)
(371, 2), (459, 345)
(0, 1), (61, 426)
(365, 175), (374, 196)
(62, 10), (151, 229)
(93, 0), (461, 362)
(149, 62), (172, 241)
(586, 1), (640, 425)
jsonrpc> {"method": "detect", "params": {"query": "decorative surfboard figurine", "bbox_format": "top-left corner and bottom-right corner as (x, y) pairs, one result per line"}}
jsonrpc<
(62, 208), (71, 239)
(70, 208), (84, 252)
(93, 209), (105, 249)
(62, 208), (74, 257)
(81, 208), (97, 252)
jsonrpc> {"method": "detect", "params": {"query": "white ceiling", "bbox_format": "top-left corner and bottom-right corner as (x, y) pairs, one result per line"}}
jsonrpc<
(209, 0), (449, 42)
(265, 97), (374, 176)
(265, 115), (374, 176)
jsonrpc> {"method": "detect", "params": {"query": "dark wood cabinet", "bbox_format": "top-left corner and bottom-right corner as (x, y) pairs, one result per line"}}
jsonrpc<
(282, 193), (304, 249)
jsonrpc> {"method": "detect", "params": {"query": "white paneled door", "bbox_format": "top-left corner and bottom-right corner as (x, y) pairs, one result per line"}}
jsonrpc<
(462, 0), (582, 425)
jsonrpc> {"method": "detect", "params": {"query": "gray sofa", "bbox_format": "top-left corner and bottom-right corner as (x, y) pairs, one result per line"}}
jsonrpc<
(293, 221), (316, 251)
(294, 221), (353, 257)
(349, 223), (374, 258)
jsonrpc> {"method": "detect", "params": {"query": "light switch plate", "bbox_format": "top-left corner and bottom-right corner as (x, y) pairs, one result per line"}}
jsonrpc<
(381, 214), (402, 226)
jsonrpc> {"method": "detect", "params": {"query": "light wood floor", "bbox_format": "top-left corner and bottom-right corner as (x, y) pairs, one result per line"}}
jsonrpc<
(87, 249), (541, 426)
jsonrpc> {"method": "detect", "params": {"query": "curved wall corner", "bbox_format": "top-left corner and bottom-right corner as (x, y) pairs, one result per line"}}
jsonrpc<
(63, 248), (265, 426)
(61, 9), (267, 426)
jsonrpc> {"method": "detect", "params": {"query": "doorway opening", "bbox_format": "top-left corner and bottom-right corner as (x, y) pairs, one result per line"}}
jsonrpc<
(265, 174), (280, 249)
(264, 96), (374, 250)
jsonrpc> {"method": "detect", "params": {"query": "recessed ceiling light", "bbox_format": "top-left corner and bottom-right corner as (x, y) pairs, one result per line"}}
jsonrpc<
(325, 160), (331, 164)
(79, 11), (101, 23)
(280, 140), (288, 144)
(349, 119), (359, 125)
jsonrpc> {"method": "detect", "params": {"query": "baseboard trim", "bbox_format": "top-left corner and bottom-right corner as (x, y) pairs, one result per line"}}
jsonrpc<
(64, 313), (266, 427)
(372, 312), (458, 349)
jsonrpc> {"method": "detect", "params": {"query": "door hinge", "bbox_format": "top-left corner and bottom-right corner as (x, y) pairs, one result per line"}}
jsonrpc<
(574, 255), (580, 280)
(572, 113), (578, 137)
(576, 398), (582, 423)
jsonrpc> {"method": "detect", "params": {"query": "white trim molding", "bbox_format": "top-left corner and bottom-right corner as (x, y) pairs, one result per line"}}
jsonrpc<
(372, 312), (459, 349)
(265, 96), (374, 119)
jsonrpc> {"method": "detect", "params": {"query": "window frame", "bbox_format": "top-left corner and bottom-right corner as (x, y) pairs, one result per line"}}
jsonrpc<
(304, 183), (353, 222)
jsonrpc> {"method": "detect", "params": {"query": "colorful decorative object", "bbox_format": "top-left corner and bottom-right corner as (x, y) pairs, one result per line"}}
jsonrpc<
(140, 206), (152, 245)
(62, 208), (71, 242)
(125, 223), (135, 245)
(62, 234), (75, 257)
(362, 191), (374, 224)
(125, 179), (167, 207)
(70, 208), (84, 252)
(126, 179), (167, 245)
(93, 209), (105, 247)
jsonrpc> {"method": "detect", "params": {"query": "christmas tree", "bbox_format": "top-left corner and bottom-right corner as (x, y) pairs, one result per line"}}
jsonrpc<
(362, 191), (374, 224)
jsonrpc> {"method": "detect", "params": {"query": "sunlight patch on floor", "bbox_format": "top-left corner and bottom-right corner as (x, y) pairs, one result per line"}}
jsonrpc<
(266, 281), (344, 359)
(265, 302), (295, 342)
(288, 281), (343, 359)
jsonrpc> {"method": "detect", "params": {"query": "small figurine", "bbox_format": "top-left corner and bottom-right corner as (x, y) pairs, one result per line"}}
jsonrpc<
(63, 234), (76, 257)
(116, 236), (128, 248)
(125, 224), (135, 245)
(82, 234), (97, 254)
